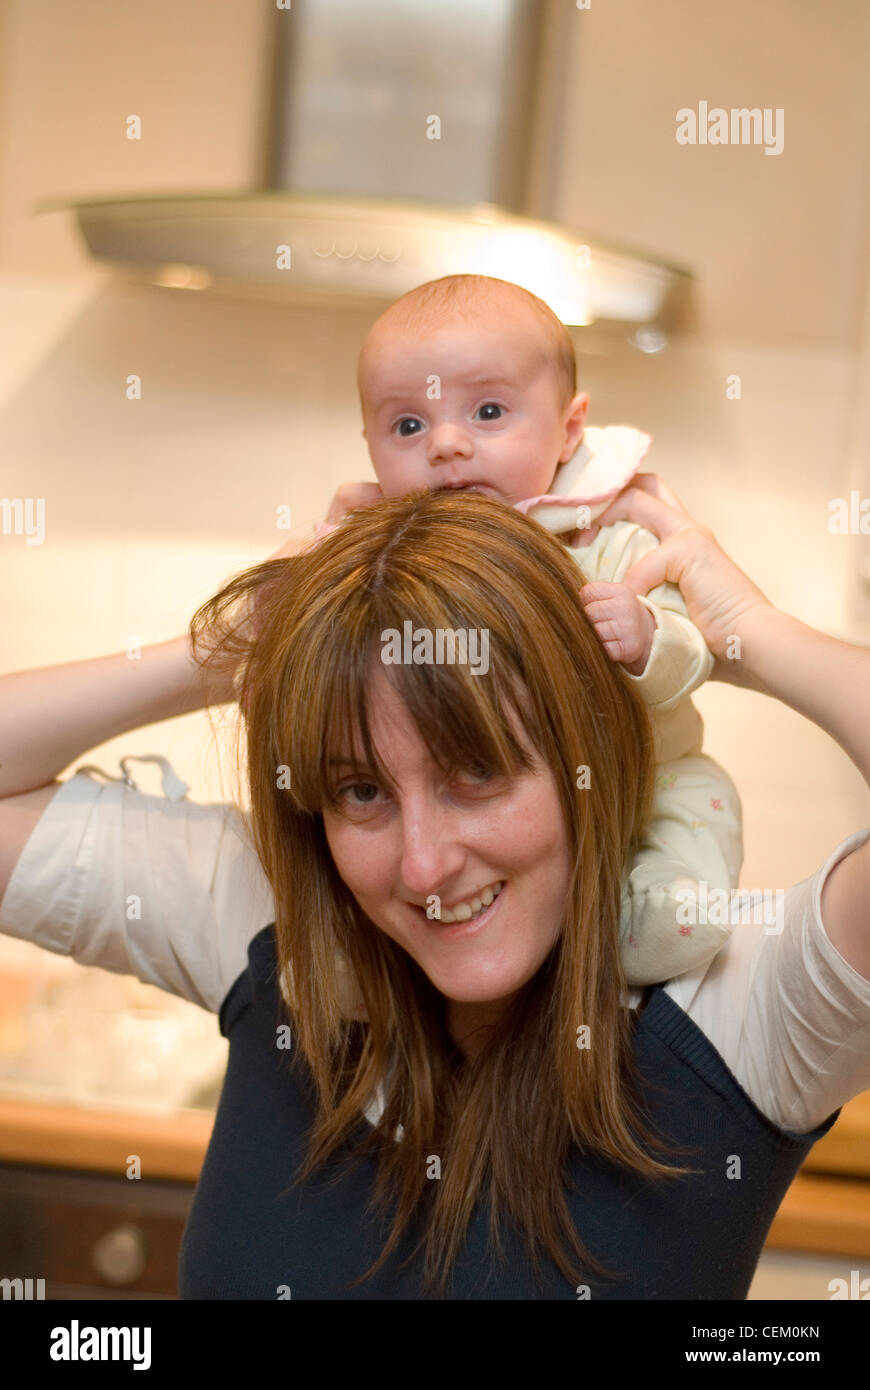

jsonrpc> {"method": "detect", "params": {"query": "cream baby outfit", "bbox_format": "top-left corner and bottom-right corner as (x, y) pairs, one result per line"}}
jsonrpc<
(516, 425), (743, 986)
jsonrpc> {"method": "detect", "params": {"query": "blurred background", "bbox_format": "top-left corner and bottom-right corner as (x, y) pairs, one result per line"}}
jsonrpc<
(0, 0), (868, 1298)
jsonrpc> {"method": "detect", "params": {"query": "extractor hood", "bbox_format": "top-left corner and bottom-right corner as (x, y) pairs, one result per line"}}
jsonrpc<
(41, 0), (690, 336)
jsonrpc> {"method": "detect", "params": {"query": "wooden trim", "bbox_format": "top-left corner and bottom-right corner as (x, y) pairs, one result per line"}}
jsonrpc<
(801, 1091), (870, 1178)
(0, 1099), (212, 1182)
(767, 1173), (870, 1258)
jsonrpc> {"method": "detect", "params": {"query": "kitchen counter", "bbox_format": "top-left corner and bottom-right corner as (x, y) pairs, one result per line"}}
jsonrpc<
(1, 1091), (868, 1259)
(0, 1097), (213, 1182)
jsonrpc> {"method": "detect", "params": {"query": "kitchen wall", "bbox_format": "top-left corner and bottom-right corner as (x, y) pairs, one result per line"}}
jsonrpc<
(543, 0), (870, 886)
(1, 0), (869, 925)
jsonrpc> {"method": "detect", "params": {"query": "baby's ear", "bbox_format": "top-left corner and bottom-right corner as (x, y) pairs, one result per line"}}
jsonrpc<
(560, 392), (589, 459)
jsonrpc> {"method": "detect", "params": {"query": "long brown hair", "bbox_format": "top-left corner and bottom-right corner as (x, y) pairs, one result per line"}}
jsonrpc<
(191, 489), (695, 1297)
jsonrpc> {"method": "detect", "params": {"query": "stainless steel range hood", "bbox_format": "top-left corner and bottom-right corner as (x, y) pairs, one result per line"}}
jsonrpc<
(42, 0), (690, 334)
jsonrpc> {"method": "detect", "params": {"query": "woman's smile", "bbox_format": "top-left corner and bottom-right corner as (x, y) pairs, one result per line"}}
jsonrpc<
(412, 880), (506, 940)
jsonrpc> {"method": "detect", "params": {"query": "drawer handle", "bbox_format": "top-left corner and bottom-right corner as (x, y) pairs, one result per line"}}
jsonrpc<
(90, 1223), (147, 1286)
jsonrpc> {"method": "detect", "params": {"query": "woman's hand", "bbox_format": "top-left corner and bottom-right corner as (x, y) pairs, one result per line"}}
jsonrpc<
(223, 486), (385, 708)
(576, 474), (772, 678)
(243, 484), (384, 644)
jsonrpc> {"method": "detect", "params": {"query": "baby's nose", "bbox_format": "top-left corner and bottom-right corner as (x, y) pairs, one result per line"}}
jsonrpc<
(427, 423), (473, 462)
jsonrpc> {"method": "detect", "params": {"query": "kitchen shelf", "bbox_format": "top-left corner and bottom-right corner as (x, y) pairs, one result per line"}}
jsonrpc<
(0, 1098), (212, 1182)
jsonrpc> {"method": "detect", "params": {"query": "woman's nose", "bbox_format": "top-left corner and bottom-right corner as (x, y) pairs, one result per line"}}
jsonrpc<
(397, 802), (466, 899)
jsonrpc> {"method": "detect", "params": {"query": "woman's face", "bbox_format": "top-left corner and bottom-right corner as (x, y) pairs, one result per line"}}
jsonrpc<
(321, 663), (573, 1018)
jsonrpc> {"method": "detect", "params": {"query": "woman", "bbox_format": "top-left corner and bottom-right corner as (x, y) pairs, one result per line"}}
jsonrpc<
(0, 478), (868, 1300)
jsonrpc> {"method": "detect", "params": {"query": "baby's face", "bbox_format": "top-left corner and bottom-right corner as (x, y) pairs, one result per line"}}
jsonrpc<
(360, 316), (586, 506)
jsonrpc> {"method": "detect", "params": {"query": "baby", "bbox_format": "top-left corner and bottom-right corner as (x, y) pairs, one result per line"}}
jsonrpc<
(316, 273), (742, 986)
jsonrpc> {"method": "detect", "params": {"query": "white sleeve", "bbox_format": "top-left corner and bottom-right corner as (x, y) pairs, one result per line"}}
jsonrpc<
(658, 828), (870, 1132)
(0, 760), (276, 1014)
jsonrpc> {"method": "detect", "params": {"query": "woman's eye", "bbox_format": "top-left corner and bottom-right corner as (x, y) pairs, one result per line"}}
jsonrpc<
(454, 764), (495, 788)
(395, 417), (423, 437)
(338, 781), (381, 806)
(474, 403), (502, 422)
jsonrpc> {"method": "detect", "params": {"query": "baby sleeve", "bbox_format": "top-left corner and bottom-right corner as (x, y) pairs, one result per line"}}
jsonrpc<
(571, 518), (714, 736)
(620, 753), (744, 985)
(571, 521), (744, 983)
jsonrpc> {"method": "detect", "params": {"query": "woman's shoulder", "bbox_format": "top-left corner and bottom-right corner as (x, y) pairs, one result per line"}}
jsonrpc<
(0, 756), (276, 1014)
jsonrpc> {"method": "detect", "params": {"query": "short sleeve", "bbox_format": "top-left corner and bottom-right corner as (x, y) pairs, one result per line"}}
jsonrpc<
(0, 762), (276, 1014)
(658, 829), (870, 1132)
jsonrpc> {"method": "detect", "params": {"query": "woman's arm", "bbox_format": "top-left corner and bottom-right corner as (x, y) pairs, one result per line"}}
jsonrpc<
(0, 636), (238, 904)
(585, 473), (870, 978)
(733, 607), (870, 980)
(0, 636), (236, 801)
(0, 629), (277, 998)
(0, 523), (317, 898)
(0, 771), (274, 1013)
(0, 522), (324, 804)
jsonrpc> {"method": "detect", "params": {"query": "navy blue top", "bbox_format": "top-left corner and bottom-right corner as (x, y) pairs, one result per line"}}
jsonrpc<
(178, 925), (839, 1300)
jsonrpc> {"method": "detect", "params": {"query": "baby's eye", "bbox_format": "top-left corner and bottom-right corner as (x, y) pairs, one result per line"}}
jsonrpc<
(474, 403), (503, 422)
(395, 416), (424, 438)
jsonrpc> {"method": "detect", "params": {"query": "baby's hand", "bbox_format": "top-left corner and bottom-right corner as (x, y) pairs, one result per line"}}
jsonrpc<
(578, 580), (656, 676)
(325, 480), (384, 525)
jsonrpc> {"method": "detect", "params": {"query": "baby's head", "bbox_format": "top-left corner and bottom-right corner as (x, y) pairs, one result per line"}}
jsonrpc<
(357, 275), (589, 506)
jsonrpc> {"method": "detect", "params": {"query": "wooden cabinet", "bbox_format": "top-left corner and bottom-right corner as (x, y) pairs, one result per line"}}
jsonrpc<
(767, 1090), (870, 1258)
(0, 1099), (211, 1299)
(0, 1162), (195, 1299)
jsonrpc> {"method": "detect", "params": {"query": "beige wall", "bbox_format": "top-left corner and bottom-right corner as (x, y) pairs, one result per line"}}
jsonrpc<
(1, 0), (869, 897)
(548, 0), (870, 884)
(553, 0), (870, 351)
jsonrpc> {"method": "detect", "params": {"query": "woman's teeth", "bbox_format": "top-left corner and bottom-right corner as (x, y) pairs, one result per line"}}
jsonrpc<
(434, 881), (504, 924)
